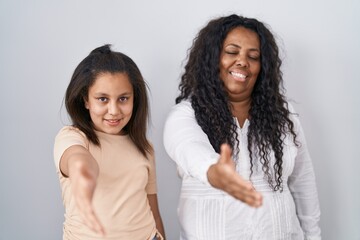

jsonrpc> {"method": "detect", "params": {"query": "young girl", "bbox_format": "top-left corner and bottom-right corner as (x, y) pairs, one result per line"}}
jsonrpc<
(54, 44), (165, 240)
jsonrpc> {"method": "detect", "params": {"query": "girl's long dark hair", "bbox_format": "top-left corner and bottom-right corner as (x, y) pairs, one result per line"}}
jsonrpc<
(176, 15), (297, 191)
(65, 44), (152, 157)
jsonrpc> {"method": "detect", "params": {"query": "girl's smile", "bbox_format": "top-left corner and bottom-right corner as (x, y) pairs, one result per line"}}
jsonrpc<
(85, 72), (134, 135)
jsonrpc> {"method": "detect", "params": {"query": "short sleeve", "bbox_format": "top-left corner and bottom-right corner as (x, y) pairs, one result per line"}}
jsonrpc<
(53, 126), (89, 172)
(145, 150), (157, 194)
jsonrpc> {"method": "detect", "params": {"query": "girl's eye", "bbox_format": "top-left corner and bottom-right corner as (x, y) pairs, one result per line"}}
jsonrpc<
(119, 96), (128, 102)
(98, 97), (108, 102)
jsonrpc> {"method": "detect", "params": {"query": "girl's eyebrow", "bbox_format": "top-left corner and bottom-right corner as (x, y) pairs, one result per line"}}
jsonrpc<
(93, 92), (133, 96)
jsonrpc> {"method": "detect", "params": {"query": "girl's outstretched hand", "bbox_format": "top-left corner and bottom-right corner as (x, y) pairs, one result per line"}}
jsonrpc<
(207, 143), (263, 207)
(60, 145), (105, 235)
(65, 149), (106, 237)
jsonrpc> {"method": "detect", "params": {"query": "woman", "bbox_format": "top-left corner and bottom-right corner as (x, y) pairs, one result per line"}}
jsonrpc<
(164, 15), (321, 239)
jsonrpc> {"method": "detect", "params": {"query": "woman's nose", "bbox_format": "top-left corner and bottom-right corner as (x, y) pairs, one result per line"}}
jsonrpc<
(236, 54), (249, 68)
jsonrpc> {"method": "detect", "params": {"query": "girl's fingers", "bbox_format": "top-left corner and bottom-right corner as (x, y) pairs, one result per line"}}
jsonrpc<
(79, 203), (106, 236)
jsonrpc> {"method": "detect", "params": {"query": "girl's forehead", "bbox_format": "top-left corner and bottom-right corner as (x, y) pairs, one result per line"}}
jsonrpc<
(89, 72), (133, 95)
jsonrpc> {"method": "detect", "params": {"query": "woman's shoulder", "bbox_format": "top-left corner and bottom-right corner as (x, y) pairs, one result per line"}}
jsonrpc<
(286, 101), (296, 113)
(168, 99), (193, 115)
(285, 102), (303, 131)
(164, 100), (201, 133)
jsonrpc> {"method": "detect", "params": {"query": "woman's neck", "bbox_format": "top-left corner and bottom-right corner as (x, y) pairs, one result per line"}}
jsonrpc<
(230, 99), (251, 128)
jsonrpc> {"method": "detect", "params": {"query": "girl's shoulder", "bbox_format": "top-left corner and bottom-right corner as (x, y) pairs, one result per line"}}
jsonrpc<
(55, 126), (89, 146)
(57, 125), (85, 136)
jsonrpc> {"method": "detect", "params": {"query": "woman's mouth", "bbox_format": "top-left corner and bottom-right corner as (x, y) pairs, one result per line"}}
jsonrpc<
(230, 71), (247, 81)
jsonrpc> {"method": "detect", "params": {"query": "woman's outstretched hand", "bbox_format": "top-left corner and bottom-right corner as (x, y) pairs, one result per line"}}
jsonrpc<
(207, 144), (263, 207)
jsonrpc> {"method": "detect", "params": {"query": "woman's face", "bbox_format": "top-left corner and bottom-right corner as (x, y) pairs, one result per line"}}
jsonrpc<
(85, 72), (134, 135)
(219, 27), (261, 102)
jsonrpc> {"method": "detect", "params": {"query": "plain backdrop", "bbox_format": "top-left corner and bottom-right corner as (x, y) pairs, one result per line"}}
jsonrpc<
(0, 0), (359, 239)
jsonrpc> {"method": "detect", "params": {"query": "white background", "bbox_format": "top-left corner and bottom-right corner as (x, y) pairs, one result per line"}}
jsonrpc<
(0, 0), (359, 239)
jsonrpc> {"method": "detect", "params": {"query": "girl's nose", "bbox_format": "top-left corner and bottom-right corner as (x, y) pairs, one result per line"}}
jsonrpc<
(108, 101), (120, 116)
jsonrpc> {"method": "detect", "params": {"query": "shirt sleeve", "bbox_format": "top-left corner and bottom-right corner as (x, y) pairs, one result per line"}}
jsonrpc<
(53, 126), (89, 172)
(287, 105), (321, 239)
(145, 150), (158, 194)
(163, 101), (219, 185)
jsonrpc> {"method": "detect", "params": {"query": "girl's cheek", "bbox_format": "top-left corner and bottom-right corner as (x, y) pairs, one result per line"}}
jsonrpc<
(122, 103), (134, 114)
(91, 105), (107, 114)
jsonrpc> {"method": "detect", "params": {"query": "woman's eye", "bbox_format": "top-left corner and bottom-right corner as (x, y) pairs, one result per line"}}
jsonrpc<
(249, 55), (260, 61)
(226, 51), (237, 55)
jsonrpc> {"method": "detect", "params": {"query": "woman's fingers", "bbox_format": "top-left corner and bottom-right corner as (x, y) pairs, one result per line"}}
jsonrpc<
(219, 144), (233, 164)
(229, 179), (263, 207)
(208, 143), (263, 207)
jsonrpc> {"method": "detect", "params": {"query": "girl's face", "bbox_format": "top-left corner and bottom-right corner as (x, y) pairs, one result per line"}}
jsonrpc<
(219, 27), (261, 103)
(85, 72), (134, 135)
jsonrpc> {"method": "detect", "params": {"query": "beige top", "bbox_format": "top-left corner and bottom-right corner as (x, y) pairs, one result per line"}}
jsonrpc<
(54, 126), (158, 240)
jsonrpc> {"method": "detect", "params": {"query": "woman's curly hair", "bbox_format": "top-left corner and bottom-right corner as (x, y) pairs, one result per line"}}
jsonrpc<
(176, 14), (297, 191)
